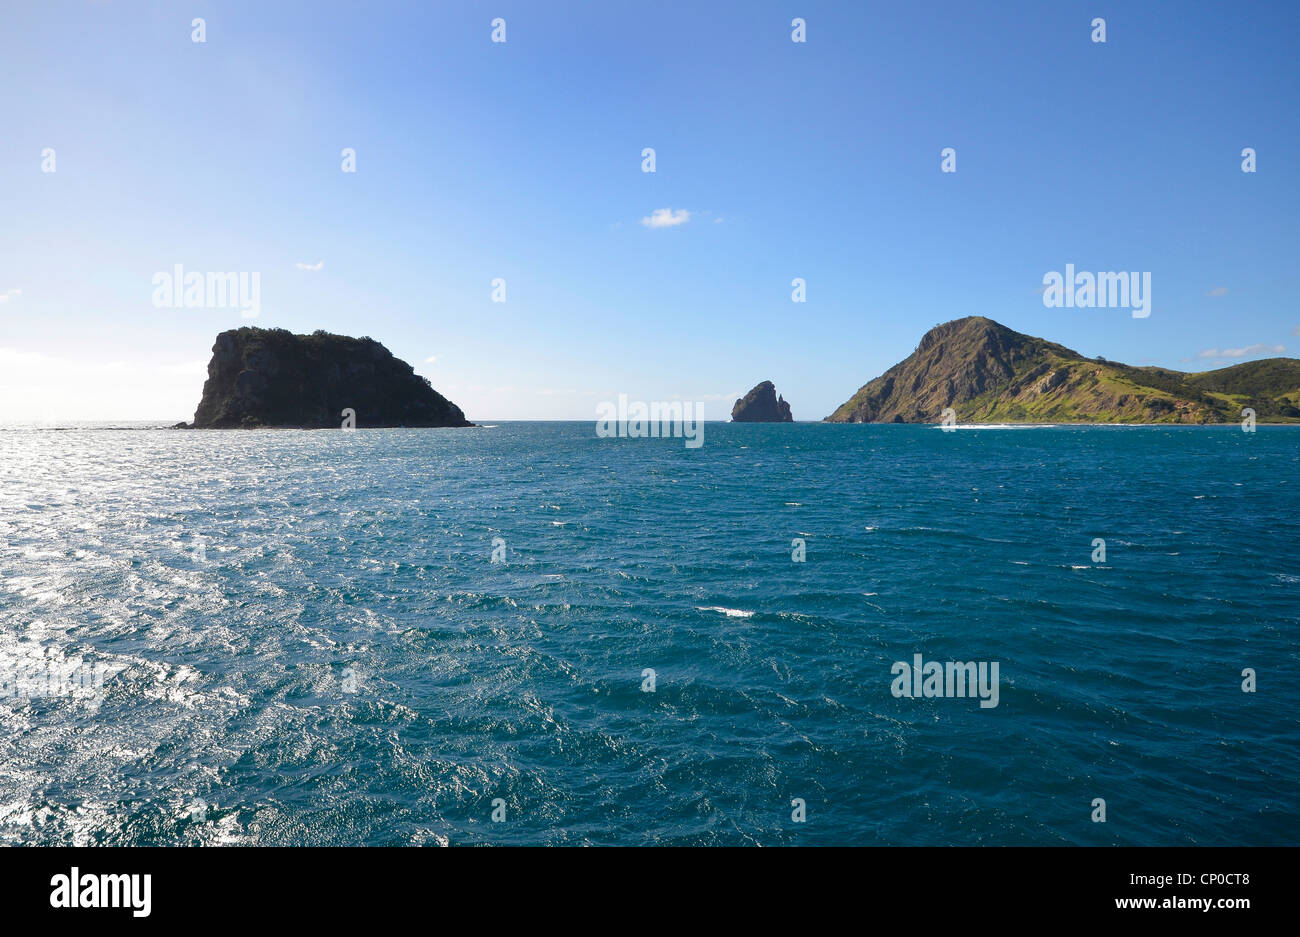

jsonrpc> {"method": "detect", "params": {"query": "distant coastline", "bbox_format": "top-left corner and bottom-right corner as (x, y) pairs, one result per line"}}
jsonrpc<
(16, 317), (1300, 430)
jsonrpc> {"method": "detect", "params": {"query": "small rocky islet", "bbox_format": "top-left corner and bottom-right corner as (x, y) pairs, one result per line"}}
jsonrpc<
(175, 327), (471, 429)
(731, 381), (794, 422)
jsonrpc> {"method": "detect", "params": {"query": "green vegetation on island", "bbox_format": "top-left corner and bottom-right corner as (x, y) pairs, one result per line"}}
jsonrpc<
(826, 317), (1300, 424)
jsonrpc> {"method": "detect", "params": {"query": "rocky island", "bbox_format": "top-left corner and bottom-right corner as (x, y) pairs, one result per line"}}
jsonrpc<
(731, 381), (794, 422)
(826, 316), (1300, 423)
(178, 327), (472, 428)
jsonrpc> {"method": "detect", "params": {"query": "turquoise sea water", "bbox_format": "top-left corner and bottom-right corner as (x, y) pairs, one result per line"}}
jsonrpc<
(0, 422), (1296, 845)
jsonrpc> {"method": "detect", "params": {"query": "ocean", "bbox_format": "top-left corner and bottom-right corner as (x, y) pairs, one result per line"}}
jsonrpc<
(1, 422), (1296, 845)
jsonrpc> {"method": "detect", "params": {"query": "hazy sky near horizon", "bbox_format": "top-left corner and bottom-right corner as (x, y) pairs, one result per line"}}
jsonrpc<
(2, 0), (1298, 422)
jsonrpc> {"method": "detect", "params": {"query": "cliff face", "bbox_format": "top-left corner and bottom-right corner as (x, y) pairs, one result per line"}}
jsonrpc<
(185, 328), (472, 428)
(826, 316), (1300, 423)
(731, 381), (794, 422)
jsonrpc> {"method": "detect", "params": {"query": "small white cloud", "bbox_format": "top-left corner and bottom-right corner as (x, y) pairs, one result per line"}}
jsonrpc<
(159, 359), (210, 376)
(0, 346), (49, 366)
(0, 288), (22, 304)
(295, 261), (324, 271)
(1198, 343), (1285, 359)
(1206, 286), (1229, 297)
(424, 355), (437, 363)
(640, 208), (691, 228)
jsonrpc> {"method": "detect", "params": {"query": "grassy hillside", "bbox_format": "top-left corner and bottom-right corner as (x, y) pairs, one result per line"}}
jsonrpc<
(827, 317), (1300, 423)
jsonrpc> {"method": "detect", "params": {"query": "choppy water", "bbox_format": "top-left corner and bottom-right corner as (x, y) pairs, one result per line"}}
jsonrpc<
(1, 422), (1296, 845)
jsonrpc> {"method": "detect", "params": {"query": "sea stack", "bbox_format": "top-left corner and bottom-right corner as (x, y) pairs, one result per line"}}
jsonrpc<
(731, 381), (794, 422)
(180, 327), (472, 428)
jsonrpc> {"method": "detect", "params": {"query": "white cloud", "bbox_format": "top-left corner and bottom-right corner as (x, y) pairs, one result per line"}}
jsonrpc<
(640, 208), (691, 228)
(0, 346), (49, 366)
(158, 359), (209, 376)
(1206, 286), (1229, 297)
(0, 288), (22, 304)
(0, 347), (210, 420)
(295, 261), (323, 271)
(424, 355), (437, 363)
(1198, 344), (1285, 359)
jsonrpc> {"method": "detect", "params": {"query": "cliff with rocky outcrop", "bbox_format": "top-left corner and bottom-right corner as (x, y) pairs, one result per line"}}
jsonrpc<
(180, 327), (471, 428)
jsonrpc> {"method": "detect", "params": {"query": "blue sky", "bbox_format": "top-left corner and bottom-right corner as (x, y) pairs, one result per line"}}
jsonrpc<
(2, 0), (1297, 421)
